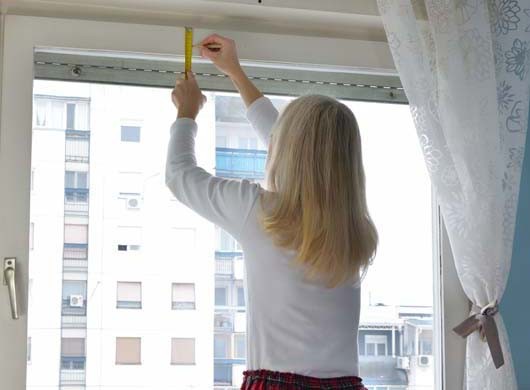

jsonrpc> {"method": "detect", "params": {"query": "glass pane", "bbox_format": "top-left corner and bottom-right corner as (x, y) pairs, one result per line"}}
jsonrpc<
(120, 125), (141, 142)
(29, 79), (434, 390)
(66, 103), (76, 130)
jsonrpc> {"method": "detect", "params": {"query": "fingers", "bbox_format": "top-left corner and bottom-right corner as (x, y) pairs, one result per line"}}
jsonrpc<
(200, 33), (229, 46)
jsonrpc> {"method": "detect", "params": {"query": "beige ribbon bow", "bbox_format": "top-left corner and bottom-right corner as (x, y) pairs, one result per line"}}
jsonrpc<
(453, 301), (504, 369)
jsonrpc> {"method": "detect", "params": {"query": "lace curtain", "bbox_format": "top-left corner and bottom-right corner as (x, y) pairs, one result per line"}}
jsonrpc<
(376, 1), (530, 389)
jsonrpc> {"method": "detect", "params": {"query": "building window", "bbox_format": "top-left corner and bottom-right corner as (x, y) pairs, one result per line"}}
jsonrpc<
(61, 338), (86, 369)
(214, 363), (232, 385)
(214, 334), (230, 358)
(171, 338), (195, 365)
(234, 334), (246, 359)
(172, 283), (195, 310)
(365, 335), (388, 356)
(116, 282), (142, 309)
(66, 103), (76, 130)
(65, 171), (88, 189)
(65, 137), (89, 163)
(35, 99), (48, 127)
(64, 224), (88, 245)
(121, 125), (141, 142)
(237, 286), (245, 307)
(420, 338), (433, 355)
(116, 337), (141, 365)
(216, 135), (227, 148)
(62, 280), (87, 316)
(215, 287), (228, 306)
(238, 136), (258, 150)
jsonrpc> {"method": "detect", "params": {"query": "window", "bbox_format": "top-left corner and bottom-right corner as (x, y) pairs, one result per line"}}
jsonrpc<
(64, 224), (88, 244)
(62, 280), (87, 315)
(238, 136), (258, 150)
(216, 135), (227, 148)
(215, 287), (227, 306)
(34, 99), (48, 127)
(218, 229), (241, 252)
(116, 337), (141, 365)
(61, 338), (85, 369)
(214, 363), (232, 384)
(237, 286), (245, 307)
(121, 125), (141, 142)
(172, 283), (195, 310)
(117, 282), (142, 309)
(214, 335), (230, 358)
(365, 335), (388, 357)
(171, 338), (195, 365)
(234, 334), (246, 359)
(65, 137), (89, 162)
(66, 103), (76, 130)
(65, 171), (88, 189)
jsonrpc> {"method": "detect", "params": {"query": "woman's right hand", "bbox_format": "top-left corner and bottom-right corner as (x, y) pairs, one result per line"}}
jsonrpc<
(199, 34), (243, 78)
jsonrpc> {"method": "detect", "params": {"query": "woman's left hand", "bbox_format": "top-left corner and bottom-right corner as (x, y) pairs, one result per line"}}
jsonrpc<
(172, 72), (207, 120)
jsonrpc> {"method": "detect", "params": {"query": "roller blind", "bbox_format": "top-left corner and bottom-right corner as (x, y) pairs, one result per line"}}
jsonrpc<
(64, 224), (88, 244)
(117, 282), (142, 301)
(116, 337), (141, 364)
(172, 283), (195, 302)
(171, 338), (195, 364)
(61, 338), (85, 356)
(34, 51), (406, 104)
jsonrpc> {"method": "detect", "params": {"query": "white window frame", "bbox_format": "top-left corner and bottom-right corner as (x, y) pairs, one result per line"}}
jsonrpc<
(0, 15), (468, 390)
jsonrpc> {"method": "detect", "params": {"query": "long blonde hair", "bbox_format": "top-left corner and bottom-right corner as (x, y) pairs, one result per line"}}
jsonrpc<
(260, 95), (378, 287)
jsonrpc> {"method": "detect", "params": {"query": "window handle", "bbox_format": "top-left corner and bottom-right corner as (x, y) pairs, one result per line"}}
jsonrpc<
(3, 258), (19, 319)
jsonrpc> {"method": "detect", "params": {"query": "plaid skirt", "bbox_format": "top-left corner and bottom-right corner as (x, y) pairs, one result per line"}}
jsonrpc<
(241, 369), (368, 390)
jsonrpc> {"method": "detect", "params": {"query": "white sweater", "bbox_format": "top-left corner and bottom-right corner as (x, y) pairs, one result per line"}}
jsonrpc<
(166, 96), (360, 378)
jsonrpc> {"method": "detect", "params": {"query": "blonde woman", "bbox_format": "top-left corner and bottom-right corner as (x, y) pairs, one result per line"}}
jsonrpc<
(166, 34), (377, 390)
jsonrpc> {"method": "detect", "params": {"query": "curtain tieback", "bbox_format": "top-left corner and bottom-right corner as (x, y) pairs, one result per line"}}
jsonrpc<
(453, 300), (504, 369)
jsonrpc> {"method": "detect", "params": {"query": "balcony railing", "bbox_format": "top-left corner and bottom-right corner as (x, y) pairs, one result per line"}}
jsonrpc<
(60, 367), (86, 385)
(216, 259), (233, 276)
(63, 243), (88, 271)
(65, 130), (90, 163)
(65, 188), (89, 214)
(61, 356), (86, 370)
(62, 298), (87, 316)
(61, 315), (87, 328)
(216, 148), (266, 180)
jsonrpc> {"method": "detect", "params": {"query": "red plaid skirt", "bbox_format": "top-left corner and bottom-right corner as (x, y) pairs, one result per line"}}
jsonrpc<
(241, 369), (367, 390)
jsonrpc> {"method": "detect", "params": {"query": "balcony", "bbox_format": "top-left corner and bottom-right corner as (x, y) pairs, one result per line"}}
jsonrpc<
(60, 369), (85, 385)
(62, 298), (87, 316)
(359, 356), (408, 387)
(65, 130), (90, 163)
(216, 148), (266, 180)
(64, 188), (89, 214)
(216, 259), (233, 276)
(61, 315), (87, 329)
(63, 243), (88, 272)
(214, 310), (246, 333)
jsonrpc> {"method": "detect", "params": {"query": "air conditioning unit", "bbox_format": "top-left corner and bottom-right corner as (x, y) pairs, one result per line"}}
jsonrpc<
(126, 196), (141, 209)
(418, 355), (432, 367)
(69, 295), (84, 307)
(396, 356), (410, 370)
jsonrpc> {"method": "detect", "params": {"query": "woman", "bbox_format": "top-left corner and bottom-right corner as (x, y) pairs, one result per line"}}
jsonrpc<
(166, 34), (377, 390)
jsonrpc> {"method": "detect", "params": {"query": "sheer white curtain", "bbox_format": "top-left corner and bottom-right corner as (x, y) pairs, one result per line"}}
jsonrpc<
(376, 1), (530, 389)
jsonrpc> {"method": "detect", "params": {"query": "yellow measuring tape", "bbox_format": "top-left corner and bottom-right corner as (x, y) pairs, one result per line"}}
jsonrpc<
(184, 27), (193, 79)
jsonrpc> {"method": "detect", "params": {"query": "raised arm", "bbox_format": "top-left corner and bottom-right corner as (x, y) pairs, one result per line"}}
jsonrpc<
(198, 34), (279, 145)
(167, 72), (261, 239)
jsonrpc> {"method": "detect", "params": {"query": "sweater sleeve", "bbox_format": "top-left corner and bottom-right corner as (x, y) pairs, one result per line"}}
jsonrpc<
(246, 96), (279, 147)
(165, 118), (261, 240)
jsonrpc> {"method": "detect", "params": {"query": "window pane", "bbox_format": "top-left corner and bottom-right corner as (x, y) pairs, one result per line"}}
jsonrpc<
(234, 334), (246, 359)
(66, 103), (76, 130)
(121, 126), (141, 142)
(214, 335), (228, 358)
(215, 287), (227, 306)
(366, 344), (375, 356)
(237, 287), (245, 307)
(65, 171), (75, 188)
(116, 337), (141, 364)
(171, 338), (195, 364)
(116, 282), (142, 309)
(172, 283), (195, 309)
(61, 338), (85, 356)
